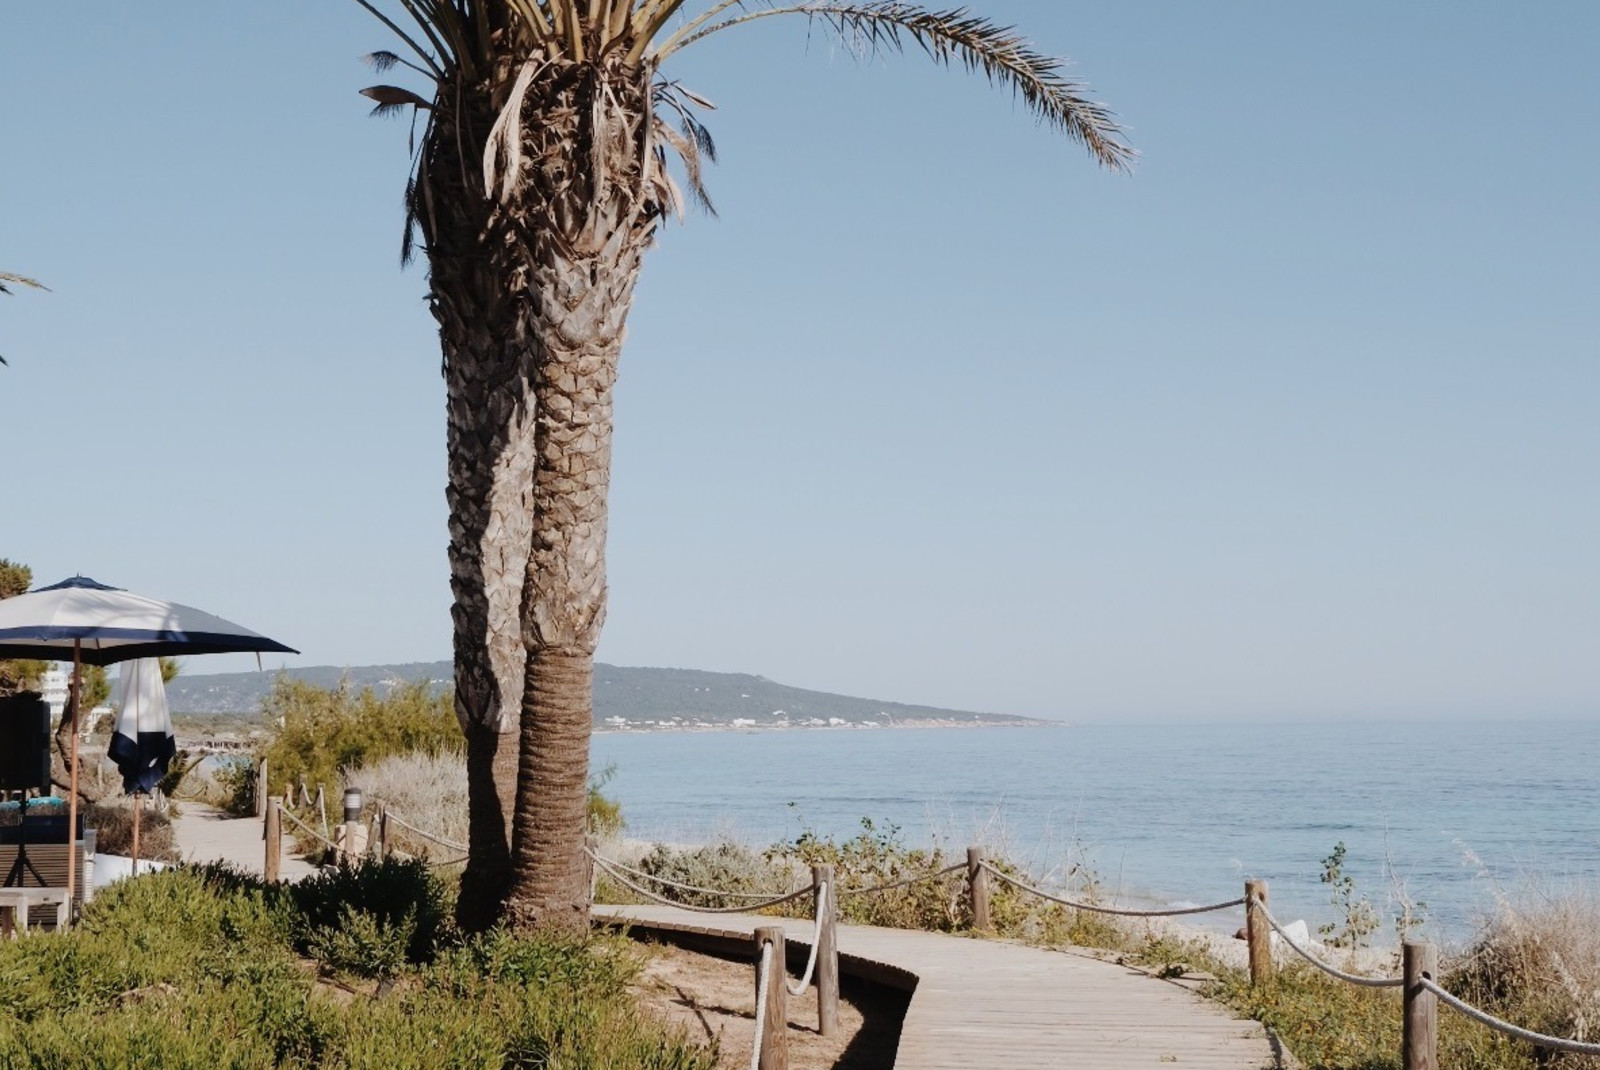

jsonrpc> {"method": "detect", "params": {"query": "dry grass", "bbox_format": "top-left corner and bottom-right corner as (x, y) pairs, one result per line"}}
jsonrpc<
(348, 751), (469, 856)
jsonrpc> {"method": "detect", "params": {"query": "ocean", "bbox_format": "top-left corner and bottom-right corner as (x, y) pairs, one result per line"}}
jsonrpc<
(592, 719), (1600, 946)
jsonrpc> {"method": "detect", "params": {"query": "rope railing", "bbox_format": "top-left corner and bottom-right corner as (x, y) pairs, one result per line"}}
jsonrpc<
(278, 806), (342, 854)
(593, 853), (808, 901)
(1250, 896), (1402, 988)
(833, 862), (967, 897)
(382, 810), (468, 853)
(785, 882), (828, 998)
(749, 939), (773, 1070)
(986, 861), (1247, 918)
(589, 852), (818, 914)
(1419, 977), (1600, 1056)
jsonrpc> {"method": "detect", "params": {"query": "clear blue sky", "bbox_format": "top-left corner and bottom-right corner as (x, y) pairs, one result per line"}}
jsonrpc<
(2, 3), (1596, 722)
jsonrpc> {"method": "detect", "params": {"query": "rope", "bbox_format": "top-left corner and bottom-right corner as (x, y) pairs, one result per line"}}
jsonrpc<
(592, 854), (817, 914)
(589, 851), (802, 901)
(427, 855), (469, 868)
(786, 882), (828, 998)
(1251, 897), (1402, 988)
(750, 941), (772, 1070)
(1421, 978), (1600, 1055)
(985, 863), (1247, 918)
(833, 862), (967, 898)
(383, 810), (468, 852)
(278, 807), (342, 854)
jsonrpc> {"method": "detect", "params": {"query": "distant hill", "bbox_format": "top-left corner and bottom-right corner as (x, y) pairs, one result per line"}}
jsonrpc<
(163, 661), (1046, 729)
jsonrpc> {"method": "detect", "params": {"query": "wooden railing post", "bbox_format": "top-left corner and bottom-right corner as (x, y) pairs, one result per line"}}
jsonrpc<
(264, 800), (282, 883)
(584, 835), (599, 900)
(378, 805), (392, 858)
(967, 847), (990, 932)
(813, 863), (839, 1037)
(754, 926), (788, 1070)
(1245, 879), (1273, 987)
(1403, 941), (1438, 1070)
(255, 757), (269, 819)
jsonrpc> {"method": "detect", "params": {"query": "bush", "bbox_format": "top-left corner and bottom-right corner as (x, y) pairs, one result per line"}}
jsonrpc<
(83, 799), (180, 862)
(629, 841), (796, 909)
(290, 856), (454, 970)
(260, 676), (461, 813)
(0, 865), (717, 1070)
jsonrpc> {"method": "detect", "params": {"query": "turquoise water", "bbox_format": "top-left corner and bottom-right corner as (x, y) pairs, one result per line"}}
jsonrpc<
(592, 720), (1600, 945)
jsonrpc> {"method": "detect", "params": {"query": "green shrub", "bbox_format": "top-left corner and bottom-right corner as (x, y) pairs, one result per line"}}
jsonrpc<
(631, 841), (794, 908)
(290, 856), (453, 968)
(0, 864), (717, 1070)
(259, 676), (460, 810)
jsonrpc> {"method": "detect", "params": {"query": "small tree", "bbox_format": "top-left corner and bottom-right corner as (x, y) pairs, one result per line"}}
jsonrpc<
(0, 558), (44, 696)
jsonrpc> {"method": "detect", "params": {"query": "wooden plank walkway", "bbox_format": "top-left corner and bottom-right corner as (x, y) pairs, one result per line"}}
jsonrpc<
(599, 904), (1279, 1070)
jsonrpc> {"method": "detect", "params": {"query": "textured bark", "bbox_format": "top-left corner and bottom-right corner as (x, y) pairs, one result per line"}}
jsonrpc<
(506, 652), (594, 931)
(422, 53), (657, 931)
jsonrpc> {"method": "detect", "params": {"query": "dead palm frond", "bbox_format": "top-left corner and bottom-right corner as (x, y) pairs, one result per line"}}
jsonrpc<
(0, 272), (47, 367)
(356, 1), (1132, 260)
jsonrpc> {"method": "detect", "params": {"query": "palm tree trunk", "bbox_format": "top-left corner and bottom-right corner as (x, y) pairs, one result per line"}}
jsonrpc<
(440, 331), (542, 930)
(503, 223), (643, 931)
(424, 55), (654, 932)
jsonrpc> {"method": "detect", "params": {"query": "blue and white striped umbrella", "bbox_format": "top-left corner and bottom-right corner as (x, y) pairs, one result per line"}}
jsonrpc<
(0, 576), (296, 666)
(108, 659), (176, 796)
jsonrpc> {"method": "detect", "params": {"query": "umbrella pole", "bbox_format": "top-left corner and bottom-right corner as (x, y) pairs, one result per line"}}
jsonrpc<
(132, 796), (141, 875)
(65, 640), (82, 919)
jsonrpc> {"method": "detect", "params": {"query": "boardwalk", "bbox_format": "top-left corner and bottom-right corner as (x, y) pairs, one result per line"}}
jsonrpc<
(600, 904), (1278, 1070)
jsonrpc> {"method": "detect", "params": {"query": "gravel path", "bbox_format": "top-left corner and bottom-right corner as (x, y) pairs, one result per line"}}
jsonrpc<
(170, 803), (319, 881)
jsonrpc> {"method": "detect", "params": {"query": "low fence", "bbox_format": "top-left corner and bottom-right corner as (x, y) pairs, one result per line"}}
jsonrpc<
(587, 844), (1600, 1070)
(248, 759), (1591, 1070)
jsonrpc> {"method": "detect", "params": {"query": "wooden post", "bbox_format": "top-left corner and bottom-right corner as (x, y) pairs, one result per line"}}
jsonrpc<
(585, 835), (598, 900)
(314, 785), (328, 839)
(131, 797), (142, 876)
(64, 639), (82, 918)
(264, 800), (282, 883)
(1403, 941), (1438, 1070)
(1246, 880), (1273, 986)
(754, 926), (788, 1070)
(813, 863), (839, 1037)
(967, 847), (990, 932)
(255, 757), (268, 820)
(379, 806), (392, 858)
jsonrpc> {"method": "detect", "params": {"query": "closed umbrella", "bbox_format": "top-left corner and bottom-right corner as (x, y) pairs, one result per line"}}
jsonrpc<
(109, 659), (176, 874)
(0, 576), (295, 909)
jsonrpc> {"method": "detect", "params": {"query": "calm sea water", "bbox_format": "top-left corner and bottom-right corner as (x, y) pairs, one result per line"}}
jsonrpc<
(592, 720), (1600, 945)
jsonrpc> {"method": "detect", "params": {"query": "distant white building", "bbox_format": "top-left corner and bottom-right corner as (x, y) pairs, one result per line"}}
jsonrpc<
(38, 663), (113, 737)
(40, 663), (69, 721)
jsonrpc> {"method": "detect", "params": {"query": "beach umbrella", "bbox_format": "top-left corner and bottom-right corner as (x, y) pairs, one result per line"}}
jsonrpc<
(109, 659), (176, 874)
(0, 576), (295, 908)
(109, 659), (176, 795)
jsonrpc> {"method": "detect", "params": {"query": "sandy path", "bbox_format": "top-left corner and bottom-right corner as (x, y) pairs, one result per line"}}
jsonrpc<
(170, 803), (320, 881)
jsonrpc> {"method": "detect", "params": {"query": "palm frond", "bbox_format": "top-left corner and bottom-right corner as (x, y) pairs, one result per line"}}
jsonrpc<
(0, 273), (46, 296)
(658, 2), (1134, 171)
(0, 273), (47, 367)
(362, 85), (437, 119)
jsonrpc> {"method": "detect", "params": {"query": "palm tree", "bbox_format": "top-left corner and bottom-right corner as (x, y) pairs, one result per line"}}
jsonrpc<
(0, 272), (46, 366)
(356, 0), (1133, 932)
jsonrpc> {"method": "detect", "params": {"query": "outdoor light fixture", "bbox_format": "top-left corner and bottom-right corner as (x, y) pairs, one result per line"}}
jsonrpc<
(343, 788), (364, 824)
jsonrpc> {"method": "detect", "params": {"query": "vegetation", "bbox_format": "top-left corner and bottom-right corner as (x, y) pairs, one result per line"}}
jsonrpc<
(0, 557), (45, 695)
(0, 861), (716, 1069)
(259, 675), (461, 807)
(1318, 841), (1380, 949)
(353, 0), (1131, 933)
